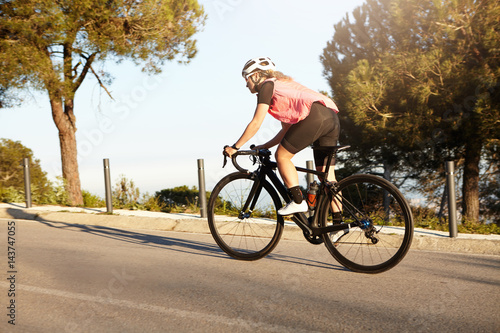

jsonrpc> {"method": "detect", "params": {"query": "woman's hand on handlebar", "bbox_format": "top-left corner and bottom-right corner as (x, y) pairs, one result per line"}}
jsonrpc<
(223, 145), (238, 157)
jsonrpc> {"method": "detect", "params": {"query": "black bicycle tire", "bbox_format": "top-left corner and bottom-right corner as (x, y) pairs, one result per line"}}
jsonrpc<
(319, 174), (414, 273)
(207, 172), (284, 261)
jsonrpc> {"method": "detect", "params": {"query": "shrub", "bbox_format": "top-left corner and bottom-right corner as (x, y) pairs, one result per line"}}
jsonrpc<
(82, 190), (105, 208)
(156, 186), (199, 206)
(154, 185), (214, 214)
(113, 175), (140, 209)
(0, 186), (24, 203)
(47, 176), (70, 206)
(141, 192), (166, 212)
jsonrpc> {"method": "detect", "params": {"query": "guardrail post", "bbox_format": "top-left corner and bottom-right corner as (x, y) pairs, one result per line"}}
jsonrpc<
(306, 160), (314, 189)
(445, 161), (458, 238)
(198, 159), (207, 218)
(22, 157), (32, 208)
(103, 158), (113, 213)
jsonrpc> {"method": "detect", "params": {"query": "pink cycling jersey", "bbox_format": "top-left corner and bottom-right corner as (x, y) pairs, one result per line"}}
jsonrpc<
(264, 78), (339, 124)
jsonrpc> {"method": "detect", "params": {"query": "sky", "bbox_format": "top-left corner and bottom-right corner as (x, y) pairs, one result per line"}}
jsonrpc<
(0, 0), (367, 197)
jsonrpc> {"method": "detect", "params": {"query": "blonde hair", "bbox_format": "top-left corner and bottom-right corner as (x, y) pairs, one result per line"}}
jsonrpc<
(259, 70), (292, 81)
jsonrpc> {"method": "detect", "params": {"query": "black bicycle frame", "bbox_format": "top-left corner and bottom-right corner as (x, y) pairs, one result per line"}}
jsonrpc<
(248, 160), (360, 238)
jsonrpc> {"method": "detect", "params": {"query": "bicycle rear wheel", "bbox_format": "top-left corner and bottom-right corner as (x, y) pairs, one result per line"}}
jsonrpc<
(319, 174), (413, 273)
(207, 172), (284, 260)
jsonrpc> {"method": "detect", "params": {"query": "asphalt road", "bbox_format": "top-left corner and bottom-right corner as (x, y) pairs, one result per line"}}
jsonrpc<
(1, 218), (499, 333)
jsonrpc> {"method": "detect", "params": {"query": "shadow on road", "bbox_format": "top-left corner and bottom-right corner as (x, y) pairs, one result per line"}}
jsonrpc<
(5, 207), (344, 271)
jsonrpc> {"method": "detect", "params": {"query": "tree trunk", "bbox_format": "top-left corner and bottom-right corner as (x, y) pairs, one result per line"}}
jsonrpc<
(462, 137), (481, 223)
(50, 98), (83, 206)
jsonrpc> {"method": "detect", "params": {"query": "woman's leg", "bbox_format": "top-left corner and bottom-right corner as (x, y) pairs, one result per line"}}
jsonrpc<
(316, 164), (342, 213)
(275, 144), (308, 214)
(276, 144), (298, 189)
(317, 164), (336, 182)
(276, 104), (339, 215)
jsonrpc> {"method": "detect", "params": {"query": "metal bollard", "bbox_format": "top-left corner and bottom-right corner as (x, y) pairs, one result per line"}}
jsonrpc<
(445, 161), (458, 238)
(22, 158), (32, 208)
(198, 159), (207, 218)
(103, 158), (113, 213)
(306, 160), (314, 189)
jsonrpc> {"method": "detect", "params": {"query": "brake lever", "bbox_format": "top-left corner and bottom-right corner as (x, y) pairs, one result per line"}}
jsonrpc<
(222, 145), (229, 168)
(249, 144), (257, 165)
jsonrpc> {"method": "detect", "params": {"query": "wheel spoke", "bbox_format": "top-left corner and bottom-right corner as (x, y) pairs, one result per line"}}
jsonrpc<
(207, 173), (283, 260)
(321, 174), (413, 273)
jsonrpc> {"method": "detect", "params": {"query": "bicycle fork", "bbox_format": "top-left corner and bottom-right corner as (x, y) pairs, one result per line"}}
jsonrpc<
(238, 173), (264, 219)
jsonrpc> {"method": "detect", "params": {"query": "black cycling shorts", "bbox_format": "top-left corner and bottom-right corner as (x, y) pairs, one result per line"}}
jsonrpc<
(281, 102), (340, 167)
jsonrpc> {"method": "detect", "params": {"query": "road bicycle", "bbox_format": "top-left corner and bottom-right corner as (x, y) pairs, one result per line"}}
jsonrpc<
(207, 146), (414, 273)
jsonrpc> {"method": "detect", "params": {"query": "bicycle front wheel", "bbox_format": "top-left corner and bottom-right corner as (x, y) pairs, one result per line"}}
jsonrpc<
(319, 174), (414, 273)
(207, 172), (284, 260)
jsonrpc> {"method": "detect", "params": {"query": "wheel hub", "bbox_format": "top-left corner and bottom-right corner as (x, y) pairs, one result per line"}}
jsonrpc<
(359, 219), (379, 244)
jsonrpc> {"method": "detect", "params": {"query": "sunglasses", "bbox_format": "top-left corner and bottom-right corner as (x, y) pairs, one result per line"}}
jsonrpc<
(244, 72), (258, 82)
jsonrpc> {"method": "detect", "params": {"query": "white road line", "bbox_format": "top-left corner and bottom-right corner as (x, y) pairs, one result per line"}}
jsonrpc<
(0, 282), (315, 332)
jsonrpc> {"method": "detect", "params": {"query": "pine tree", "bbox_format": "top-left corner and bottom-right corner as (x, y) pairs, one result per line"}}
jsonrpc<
(322, 0), (500, 222)
(0, 0), (206, 205)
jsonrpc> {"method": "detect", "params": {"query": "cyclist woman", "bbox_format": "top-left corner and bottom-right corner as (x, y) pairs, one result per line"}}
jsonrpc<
(224, 57), (341, 216)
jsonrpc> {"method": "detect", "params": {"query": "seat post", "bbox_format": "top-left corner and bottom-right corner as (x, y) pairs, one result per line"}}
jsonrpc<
(323, 152), (335, 180)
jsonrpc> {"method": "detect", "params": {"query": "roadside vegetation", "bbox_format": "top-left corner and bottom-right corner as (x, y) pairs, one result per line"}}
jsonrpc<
(411, 206), (500, 235)
(1, 139), (499, 235)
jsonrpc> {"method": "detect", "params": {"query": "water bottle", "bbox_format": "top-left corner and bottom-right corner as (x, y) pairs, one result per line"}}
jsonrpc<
(307, 181), (319, 209)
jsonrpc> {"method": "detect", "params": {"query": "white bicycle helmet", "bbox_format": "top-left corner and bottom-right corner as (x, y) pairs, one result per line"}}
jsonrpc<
(242, 57), (276, 79)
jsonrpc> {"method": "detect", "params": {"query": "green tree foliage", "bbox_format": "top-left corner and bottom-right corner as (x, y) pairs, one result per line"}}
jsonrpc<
(156, 185), (201, 207)
(322, 0), (499, 223)
(479, 143), (499, 223)
(0, 0), (206, 205)
(0, 138), (53, 203)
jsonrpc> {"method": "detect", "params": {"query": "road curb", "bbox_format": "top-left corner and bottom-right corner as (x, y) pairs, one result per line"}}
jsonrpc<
(1, 206), (499, 256)
(0, 208), (208, 233)
(411, 234), (500, 255)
